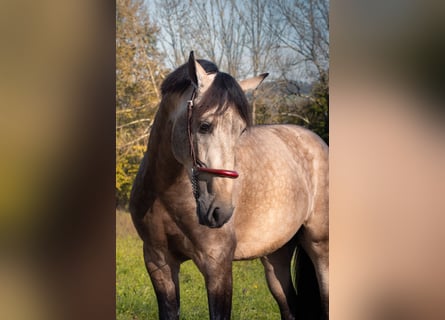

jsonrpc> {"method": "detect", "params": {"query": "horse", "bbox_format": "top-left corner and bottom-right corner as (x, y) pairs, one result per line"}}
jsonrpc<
(129, 51), (329, 320)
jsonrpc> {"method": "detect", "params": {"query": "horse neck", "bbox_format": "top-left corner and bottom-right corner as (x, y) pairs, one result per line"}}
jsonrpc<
(145, 98), (184, 192)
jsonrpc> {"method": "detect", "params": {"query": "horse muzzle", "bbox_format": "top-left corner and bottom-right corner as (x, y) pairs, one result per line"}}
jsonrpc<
(192, 166), (237, 228)
(196, 196), (234, 228)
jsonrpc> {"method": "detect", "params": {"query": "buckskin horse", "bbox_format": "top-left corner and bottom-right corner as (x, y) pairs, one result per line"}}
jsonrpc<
(130, 52), (329, 319)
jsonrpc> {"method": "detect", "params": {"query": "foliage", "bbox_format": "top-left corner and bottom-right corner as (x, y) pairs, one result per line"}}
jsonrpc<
(252, 76), (329, 145)
(116, 144), (146, 207)
(276, 75), (329, 144)
(305, 75), (329, 144)
(116, 0), (167, 207)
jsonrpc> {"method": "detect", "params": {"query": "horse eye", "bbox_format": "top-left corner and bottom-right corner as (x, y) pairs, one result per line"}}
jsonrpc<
(199, 121), (212, 134)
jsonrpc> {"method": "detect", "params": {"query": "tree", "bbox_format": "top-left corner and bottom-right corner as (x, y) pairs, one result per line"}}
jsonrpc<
(152, 0), (193, 68)
(116, 0), (167, 207)
(268, 0), (329, 83)
(266, 0), (329, 143)
(144, 0), (330, 140)
(154, 0), (248, 78)
(278, 77), (329, 144)
(151, 0), (329, 81)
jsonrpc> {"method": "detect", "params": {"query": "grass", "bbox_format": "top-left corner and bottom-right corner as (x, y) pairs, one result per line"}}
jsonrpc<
(116, 210), (280, 319)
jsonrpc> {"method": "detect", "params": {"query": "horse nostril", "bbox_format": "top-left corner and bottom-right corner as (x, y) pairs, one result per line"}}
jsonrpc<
(201, 205), (233, 228)
(212, 208), (220, 224)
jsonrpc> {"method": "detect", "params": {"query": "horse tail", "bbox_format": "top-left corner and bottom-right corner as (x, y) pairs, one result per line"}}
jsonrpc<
(293, 245), (323, 319)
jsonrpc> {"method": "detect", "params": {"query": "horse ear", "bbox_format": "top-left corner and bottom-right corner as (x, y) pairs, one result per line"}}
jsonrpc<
(188, 51), (214, 92)
(188, 51), (199, 87)
(239, 73), (269, 92)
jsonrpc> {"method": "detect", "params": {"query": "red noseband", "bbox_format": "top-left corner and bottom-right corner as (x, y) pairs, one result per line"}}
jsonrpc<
(196, 167), (239, 179)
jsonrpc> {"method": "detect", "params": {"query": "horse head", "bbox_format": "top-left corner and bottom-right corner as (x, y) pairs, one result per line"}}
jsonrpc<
(171, 52), (267, 228)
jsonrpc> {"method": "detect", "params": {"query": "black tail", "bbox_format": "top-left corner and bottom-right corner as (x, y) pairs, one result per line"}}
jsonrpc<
(293, 245), (324, 319)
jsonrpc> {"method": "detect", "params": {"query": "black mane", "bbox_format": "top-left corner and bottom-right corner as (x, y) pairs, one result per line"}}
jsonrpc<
(161, 59), (218, 96)
(160, 60), (252, 126)
(196, 72), (252, 126)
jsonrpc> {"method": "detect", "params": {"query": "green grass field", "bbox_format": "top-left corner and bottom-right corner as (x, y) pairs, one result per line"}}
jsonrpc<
(116, 211), (280, 319)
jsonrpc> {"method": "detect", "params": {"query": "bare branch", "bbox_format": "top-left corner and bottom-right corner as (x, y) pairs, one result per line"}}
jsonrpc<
(116, 105), (146, 114)
(279, 112), (310, 124)
(117, 133), (150, 150)
(116, 118), (152, 130)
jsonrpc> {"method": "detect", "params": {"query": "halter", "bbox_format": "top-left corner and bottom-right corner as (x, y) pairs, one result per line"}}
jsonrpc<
(186, 86), (239, 197)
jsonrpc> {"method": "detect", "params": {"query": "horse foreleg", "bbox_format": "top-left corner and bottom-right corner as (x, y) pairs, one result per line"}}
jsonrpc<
(143, 242), (180, 320)
(261, 241), (298, 320)
(207, 261), (233, 320)
(194, 250), (234, 320)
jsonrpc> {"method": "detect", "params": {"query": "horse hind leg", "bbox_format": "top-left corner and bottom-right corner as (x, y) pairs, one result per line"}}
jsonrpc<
(298, 227), (329, 319)
(260, 240), (298, 320)
(143, 242), (181, 320)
